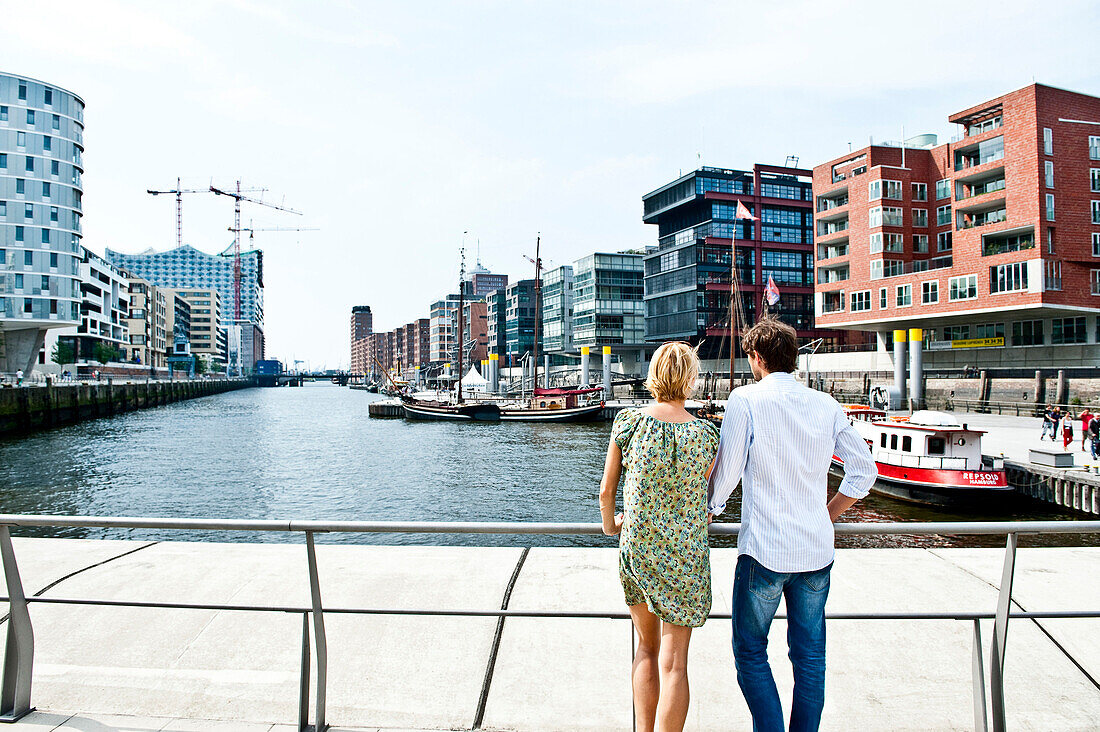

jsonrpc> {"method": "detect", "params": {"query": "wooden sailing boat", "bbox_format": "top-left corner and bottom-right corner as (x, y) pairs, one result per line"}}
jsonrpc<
(497, 235), (605, 423)
(402, 247), (501, 421)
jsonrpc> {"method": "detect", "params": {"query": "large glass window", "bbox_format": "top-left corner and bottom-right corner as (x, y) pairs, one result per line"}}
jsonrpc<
(1012, 320), (1043, 346)
(912, 208), (927, 227)
(945, 325), (971, 341)
(913, 234), (929, 253)
(869, 179), (902, 200)
(850, 291), (871, 312)
(912, 182), (927, 201)
(990, 262), (1028, 293)
(921, 281), (938, 304)
(936, 179), (951, 199)
(954, 135), (1004, 170)
(936, 205), (952, 226)
(949, 274), (977, 301)
(937, 232), (952, 251)
(1052, 317), (1086, 344)
(977, 323), (1004, 340)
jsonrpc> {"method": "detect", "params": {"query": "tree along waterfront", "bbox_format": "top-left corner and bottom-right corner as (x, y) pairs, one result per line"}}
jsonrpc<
(0, 381), (1094, 548)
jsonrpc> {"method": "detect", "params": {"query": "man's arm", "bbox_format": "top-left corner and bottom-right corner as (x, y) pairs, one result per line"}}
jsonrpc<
(707, 392), (751, 515)
(830, 406), (877, 521)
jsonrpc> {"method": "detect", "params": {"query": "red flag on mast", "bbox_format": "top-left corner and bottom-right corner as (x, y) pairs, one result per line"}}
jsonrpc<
(765, 275), (780, 306)
(735, 200), (758, 220)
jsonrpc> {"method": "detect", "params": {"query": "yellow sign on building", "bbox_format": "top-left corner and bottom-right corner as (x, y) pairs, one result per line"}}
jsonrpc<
(950, 337), (1005, 349)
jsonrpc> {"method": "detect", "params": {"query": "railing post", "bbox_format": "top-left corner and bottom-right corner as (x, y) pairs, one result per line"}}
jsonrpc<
(990, 532), (1017, 732)
(304, 532), (328, 732)
(0, 525), (34, 722)
(298, 612), (310, 732)
(972, 619), (988, 732)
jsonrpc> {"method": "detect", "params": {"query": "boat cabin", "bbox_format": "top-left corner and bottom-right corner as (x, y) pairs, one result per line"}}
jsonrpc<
(853, 410), (1004, 473)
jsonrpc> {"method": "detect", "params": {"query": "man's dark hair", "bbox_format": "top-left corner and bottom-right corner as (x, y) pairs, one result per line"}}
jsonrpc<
(741, 317), (799, 373)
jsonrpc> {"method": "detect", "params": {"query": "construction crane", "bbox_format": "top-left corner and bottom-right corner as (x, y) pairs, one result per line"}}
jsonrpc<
(209, 181), (302, 323)
(146, 178), (210, 249)
(232, 223), (319, 248)
(522, 235), (546, 393)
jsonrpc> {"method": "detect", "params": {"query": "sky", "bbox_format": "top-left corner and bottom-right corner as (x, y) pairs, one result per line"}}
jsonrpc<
(2, 0), (1099, 368)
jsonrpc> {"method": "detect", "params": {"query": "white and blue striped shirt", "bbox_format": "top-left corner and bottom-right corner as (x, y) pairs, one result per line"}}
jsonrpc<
(707, 371), (877, 572)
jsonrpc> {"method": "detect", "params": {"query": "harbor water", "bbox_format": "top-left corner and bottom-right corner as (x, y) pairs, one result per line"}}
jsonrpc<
(1, 381), (1094, 548)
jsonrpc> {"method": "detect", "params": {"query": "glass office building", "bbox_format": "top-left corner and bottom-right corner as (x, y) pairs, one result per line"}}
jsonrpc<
(541, 265), (573, 356)
(0, 73), (85, 373)
(572, 253), (645, 349)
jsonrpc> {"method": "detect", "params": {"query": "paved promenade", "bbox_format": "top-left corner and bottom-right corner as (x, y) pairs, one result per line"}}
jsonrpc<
(2, 538), (1098, 731)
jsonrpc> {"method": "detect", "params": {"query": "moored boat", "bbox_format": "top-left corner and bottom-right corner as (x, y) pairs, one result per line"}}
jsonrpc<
(833, 407), (1008, 505)
(400, 397), (501, 421)
(497, 387), (604, 423)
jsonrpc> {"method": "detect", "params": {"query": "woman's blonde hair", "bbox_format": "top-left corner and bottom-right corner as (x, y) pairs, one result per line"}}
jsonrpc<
(645, 341), (699, 402)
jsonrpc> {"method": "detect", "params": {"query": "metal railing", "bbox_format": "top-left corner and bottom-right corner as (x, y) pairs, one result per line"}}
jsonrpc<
(1, 517), (1099, 732)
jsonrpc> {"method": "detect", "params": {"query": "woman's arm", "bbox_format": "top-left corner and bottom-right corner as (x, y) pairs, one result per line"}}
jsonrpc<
(599, 438), (624, 535)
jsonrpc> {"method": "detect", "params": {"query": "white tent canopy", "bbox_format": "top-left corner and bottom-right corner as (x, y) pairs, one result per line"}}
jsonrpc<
(455, 366), (488, 392)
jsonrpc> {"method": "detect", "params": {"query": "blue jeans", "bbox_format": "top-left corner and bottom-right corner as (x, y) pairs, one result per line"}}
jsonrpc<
(732, 554), (832, 732)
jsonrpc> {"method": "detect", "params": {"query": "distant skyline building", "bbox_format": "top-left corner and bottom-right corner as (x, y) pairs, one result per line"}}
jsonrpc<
(572, 252), (647, 372)
(176, 288), (226, 366)
(124, 274), (168, 368)
(429, 293), (461, 363)
(349, 304), (372, 374)
(504, 278), (536, 366)
(41, 247), (127, 372)
(0, 72), (86, 374)
(106, 243), (264, 372)
(467, 261), (508, 299)
(542, 264), (574, 357)
(485, 289), (507, 361)
(642, 164), (844, 359)
(813, 82), (1100, 368)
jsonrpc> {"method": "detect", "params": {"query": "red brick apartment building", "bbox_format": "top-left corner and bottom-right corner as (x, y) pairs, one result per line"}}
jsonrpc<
(813, 83), (1100, 368)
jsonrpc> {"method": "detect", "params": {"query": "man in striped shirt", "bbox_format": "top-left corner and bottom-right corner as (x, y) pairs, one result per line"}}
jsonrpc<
(708, 318), (876, 732)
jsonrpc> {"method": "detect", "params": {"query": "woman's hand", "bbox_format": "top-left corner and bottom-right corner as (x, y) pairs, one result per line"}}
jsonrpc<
(603, 512), (624, 536)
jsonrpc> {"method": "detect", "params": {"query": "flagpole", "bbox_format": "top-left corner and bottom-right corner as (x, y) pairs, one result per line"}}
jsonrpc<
(728, 219), (736, 386)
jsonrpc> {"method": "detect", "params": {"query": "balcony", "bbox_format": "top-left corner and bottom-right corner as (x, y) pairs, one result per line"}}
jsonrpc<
(816, 189), (848, 213)
(957, 207), (1007, 230)
(817, 219), (849, 238)
(817, 243), (849, 260)
(956, 174), (1006, 202)
(954, 135), (1004, 172)
(822, 291), (845, 313)
(817, 264), (849, 283)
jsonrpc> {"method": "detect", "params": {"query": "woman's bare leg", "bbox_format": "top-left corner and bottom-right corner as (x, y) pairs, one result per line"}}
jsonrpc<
(629, 603), (661, 732)
(657, 621), (693, 732)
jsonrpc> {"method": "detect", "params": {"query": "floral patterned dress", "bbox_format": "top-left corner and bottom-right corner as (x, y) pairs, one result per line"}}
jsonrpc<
(612, 408), (720, 627)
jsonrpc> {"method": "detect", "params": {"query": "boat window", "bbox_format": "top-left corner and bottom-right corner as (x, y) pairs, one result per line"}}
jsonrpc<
(902, 435), (912, 452)
(890, 434), (898, 450)
(880, 433), (887, 447)
(928, 437), (946, 455)
(540, 401), (547, 407)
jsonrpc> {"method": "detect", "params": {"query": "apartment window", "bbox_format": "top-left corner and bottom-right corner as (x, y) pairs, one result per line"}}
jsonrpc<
(936, 205), (951, 226)
(1052, 316), (1087, 345)
(850, 290), (872, 312)
(913, 208), (927, 227)
(0, 106), (6, 121)
(25, 110), (34, 125)
(51, 114), (59, 130)
(42, 136), (51, 153)
(921, 280), (939, 304)
(937, 232), (952, 252)
(869, 207), (882, 228)
(949, 274), (977, 301)
(936, 179), (951, 199)
(40, 229), (49, 245)
(0, 153), (5, 169)
(24, 156), (33, 173)
(49, 252), (57, 268)
(17, 83), (26, 101)
(945, 325), (971, 341)
(50, 206), (57, 223)
(1090, 135), (1100, 160)
(50, 160), (59, 176)
(1012, 320), (1043, 346)
(1092, 270), (1100, 295)
(884, 233), (903, 252)
(1042, 127), (1052, 155)
(912, 182), (927, 201)
(822, 291), (844, 313)
(1045, 194), (1055, 221)
(1093, 233), (1100, 257)
(1045, 161), (1054, 188)
(1045, 260), (1062, 291)
(896, 283), (912, 307)
(990, 262), (1028, 293)
(913, 234), (929, 253)
(23, 204), (32, 219)
(1048, 228), (1055, 254)
(41, 182), (50, 199)
(879, 287), (887, 309)
(1093, 201), (1100, 224)
(869, 179), (902, 200)
(15, 226), (24, 242)
(976, 323), (1004, 340)
(24, 251), (32, 265)
(0, 202), (5, 216)
(16, 131), (24, 147)
(883, 207), (902, 226)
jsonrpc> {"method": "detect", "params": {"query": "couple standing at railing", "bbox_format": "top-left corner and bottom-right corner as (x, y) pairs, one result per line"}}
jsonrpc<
(599, 319), (877, 732)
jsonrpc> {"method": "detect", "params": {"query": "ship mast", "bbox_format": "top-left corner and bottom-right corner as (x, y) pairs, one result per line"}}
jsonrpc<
(456, 248), (465, 404)
(532, 234), (542, 394)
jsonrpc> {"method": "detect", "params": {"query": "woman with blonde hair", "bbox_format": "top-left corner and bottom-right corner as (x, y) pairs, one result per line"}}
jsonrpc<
(599, 341), (719, 732)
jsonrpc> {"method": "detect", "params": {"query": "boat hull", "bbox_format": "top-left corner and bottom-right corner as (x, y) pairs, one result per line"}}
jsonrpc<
(402, 401), (501, 422)
(498, 404), (605, 423)
(831, 457), (1009, 506)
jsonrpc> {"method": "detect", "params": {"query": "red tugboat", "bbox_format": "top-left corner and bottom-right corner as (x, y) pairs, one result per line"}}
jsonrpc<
(833, 407), (1008, 506)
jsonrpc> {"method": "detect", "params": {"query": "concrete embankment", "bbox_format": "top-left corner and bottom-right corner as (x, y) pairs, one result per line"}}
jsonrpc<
(2, 537), (1098, 731)
(0, 379), (250, 435)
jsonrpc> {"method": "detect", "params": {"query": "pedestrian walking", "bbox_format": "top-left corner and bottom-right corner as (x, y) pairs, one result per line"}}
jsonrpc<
(1090, 416), (1100, 460)
(1062, 418), (1074, 449)
(1080, 408), (1094, 452)
(1041, 405), (1055, 441)
(16, 369), (24, 386)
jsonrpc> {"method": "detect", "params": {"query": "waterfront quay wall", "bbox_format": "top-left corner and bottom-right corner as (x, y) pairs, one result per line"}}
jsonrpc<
(0, 379), (250, 435)
(1008, 460), (1100, 516)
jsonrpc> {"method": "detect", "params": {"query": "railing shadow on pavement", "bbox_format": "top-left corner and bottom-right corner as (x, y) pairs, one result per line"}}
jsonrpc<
(1, 516), (1099, 732)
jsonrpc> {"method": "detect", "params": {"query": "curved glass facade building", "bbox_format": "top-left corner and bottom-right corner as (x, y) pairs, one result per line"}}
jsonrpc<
(0, 72), (85, 373)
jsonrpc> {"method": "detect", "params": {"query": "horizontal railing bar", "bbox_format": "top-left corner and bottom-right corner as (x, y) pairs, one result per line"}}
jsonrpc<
(0, 515), (1099, 536)
(5, 596), (1099, 621)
